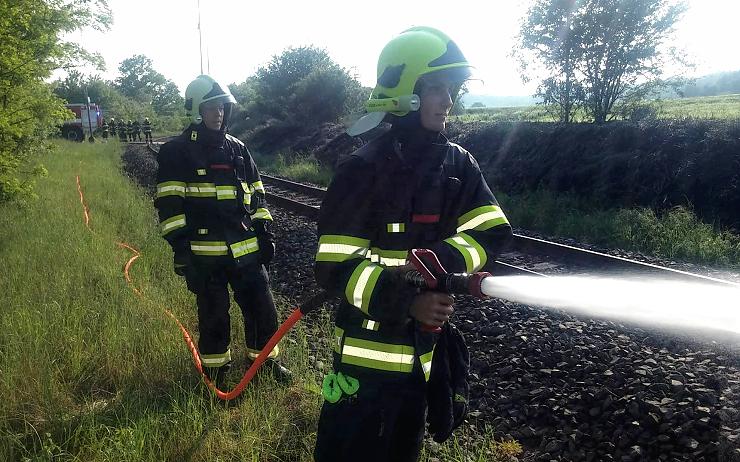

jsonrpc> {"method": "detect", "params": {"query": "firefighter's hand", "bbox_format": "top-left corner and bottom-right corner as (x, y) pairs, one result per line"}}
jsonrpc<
(173, 251), (190, 277)
(258, 236), (275, 264)
(409, 291), (455, 327)
(253, 221), (275, 265)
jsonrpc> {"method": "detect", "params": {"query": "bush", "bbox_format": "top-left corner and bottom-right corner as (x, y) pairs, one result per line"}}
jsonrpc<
(449, 119), (740, 230)
(238, 46), (368, 133)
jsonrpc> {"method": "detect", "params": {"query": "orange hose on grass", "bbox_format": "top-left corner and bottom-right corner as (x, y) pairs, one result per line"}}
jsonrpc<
(74, 175), (295, 400)
(75, 175), (91, 231)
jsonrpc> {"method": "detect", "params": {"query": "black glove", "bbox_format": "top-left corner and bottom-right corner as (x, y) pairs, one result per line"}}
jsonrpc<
(257, 235), (275, 265)
(173, 242), (191, 276)
(253, 221), (275, 265)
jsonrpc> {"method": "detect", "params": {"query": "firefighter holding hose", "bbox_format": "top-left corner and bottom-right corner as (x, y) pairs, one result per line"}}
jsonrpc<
(154, 75), (291, 387)
(313, 27), (513, 461)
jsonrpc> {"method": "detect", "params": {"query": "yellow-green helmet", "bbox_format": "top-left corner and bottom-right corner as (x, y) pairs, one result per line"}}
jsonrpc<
(184, 74), (236, 124)
(347, 27), (472, 136)
(371, 26), (471, 116)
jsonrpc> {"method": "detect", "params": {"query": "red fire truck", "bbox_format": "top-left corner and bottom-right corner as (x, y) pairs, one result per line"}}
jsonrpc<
(61, 101), (103, 142)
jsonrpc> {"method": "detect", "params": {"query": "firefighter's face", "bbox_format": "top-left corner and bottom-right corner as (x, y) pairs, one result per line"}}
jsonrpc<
(201, 100), (224, 130)
(417, 74), (456, 132)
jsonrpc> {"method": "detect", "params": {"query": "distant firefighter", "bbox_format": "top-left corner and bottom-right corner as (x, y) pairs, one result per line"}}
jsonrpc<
(101, 120), (109, 141)
(132, 119), (142, 142)
(109, 117), (117, 137)
(143, 117), (153, 143)
(118, 120), (127, 142)
(127, 120), (134, 142)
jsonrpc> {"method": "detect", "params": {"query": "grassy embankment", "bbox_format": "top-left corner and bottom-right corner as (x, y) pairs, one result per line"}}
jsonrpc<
(253, 152), (332, 186)
(0, 140), (519, 461)
(456, 93), (740, 123)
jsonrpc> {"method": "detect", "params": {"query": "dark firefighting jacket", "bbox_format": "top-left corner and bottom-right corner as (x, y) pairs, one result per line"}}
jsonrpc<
(154, 125), (272, 267)
(315, 130), (512, 382)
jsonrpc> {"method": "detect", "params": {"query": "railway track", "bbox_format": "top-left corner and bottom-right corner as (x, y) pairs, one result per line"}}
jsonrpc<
(261, 174), (737, 287)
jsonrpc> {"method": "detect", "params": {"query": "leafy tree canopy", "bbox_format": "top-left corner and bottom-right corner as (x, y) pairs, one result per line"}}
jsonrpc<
(516, 0), (688, 123)
(114, 54), (183, 116)
(0, 0), (111, 203)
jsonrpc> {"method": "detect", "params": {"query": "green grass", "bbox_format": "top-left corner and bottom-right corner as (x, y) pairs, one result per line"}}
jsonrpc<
(650, 94), (740, 120)
(0, 140), (515, 461)
(499, 189), (740, 268)
(254, 152), (333, 187)
(455, 105), (554, 123)
(458, 93), (740, 123)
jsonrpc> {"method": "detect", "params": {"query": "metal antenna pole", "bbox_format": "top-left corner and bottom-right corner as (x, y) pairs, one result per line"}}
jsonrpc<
(198, 0), (203, 74)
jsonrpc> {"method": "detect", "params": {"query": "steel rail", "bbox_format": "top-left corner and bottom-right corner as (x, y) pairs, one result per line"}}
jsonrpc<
(261, 175), (738, 286)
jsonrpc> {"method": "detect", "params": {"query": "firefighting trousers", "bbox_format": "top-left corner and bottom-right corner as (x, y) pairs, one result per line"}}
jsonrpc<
(186, 263), (278, 358)
(313, 376), (427, 462)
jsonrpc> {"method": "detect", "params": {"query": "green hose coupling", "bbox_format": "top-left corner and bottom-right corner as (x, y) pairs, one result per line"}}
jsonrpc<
(322, 372), (360, 403)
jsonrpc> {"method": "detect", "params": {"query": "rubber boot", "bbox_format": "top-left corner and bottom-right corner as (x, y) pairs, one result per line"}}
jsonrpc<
(203, 363), (231, 389)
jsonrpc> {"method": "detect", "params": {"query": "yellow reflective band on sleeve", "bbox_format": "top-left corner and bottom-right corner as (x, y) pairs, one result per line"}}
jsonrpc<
(241, 182), (252, 205)
(200, 349), (231, 367)
(246, 344), (279, 360)
(341, 337), (414, 373)
(190, 240), (229, 256)
(250, 181), (265, 193)
(345, 260), (383, 314)
(216, 185), (238, 200)
(362, 319), (380, 331)
(156, 181), (186, 198)
(186, 182), (217, 198)
(367, 248), (408, 267)
(316, 235), (370, 262)
(229, 237), (259, 258)
(443, 232), (487, 272)
(161, 214), (186, 236)
(456, 205), (509, 233)
(250, 208), (272, 221)
(420, 347), (435, 382)
(386, 222), (406, 233)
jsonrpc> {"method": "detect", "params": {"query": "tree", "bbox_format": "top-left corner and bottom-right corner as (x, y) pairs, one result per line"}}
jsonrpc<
(0, 0), (111, 203)
(516, 0), (687, 123)
(515, 0), (584, 123)
(248, 46), (366, 128)
(114, 54), (183, 115)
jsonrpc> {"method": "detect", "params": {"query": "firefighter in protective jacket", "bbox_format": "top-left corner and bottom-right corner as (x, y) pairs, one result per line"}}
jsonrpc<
(118, 119), (127, 142)
(313, 27), (512, 462)
(154, 74), (291, 385)
(132, 119), (142, 142)
(143, 117), (153, 143)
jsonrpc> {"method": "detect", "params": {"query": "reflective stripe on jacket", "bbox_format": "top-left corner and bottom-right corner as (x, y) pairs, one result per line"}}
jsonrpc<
(315, 131), (512, 380)
(154, 126), (272, 266)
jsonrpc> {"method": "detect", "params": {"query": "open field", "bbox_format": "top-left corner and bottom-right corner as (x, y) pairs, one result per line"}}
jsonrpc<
(456, 94), (740, 123)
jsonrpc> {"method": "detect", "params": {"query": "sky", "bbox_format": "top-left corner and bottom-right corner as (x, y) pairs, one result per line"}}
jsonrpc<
(71, 0), (740, 97)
